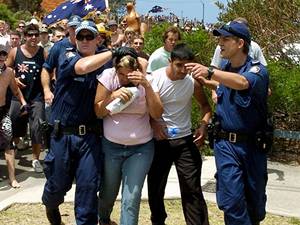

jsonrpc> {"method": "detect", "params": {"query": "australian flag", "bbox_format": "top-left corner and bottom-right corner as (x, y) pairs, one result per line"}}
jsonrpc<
(43, 0), (107, 25)
(148, 5), (164, 13)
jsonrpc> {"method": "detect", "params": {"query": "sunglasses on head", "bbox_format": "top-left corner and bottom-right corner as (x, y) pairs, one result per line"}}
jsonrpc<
(76, 34), (95, 41)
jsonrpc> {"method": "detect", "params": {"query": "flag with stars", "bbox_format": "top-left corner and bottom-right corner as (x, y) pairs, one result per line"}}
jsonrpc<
(148, 5), (164, 13)
(43, 0), (107, 25)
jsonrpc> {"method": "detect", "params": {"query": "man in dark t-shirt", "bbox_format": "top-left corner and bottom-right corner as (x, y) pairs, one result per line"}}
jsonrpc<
(6, 23), (47, 173)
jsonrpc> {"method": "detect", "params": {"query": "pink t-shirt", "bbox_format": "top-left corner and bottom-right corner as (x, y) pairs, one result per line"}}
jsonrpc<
(98, 68), (153, 145)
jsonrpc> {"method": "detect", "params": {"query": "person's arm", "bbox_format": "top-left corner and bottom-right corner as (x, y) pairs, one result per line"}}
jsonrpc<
(75, 51), (113, 75)
(193, 80), (212, 146)
(41, 68), (54, 105)
(94, 82), (113, 118)
(112, 33), (125, 47)
(94, 83), (133, 118)
(127, 71), (163, 119)
(186, 62), (249, 90)
(8, 68), (26, 106)
(6, 47), (16, 68)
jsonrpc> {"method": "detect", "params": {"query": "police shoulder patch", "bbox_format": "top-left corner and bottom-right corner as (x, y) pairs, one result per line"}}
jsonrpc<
(249, 66), (260, 74)
(66, 51), (76, 59)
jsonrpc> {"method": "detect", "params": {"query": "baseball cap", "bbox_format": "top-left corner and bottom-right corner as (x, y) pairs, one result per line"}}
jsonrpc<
(39, 27), (48, 33)
(75, 20), (99, 37)
(67, 15), (82, 27)
(96, 24), (111, 36)
(107, 20), (117, 27)
(213, 21), (251, 44)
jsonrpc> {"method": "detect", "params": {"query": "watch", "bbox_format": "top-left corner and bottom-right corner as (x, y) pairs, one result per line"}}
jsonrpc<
(207, 66), (215, 80)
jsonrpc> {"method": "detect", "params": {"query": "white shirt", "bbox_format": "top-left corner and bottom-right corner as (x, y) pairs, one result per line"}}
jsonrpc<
(151, 67), (195, 139)
(146, 47), (170, 73)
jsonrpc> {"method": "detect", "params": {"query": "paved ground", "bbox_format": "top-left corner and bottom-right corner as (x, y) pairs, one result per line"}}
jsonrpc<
(0, 148), (300, 219)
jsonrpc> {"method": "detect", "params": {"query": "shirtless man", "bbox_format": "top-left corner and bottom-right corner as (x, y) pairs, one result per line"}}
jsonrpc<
(0, 44), (26, 188)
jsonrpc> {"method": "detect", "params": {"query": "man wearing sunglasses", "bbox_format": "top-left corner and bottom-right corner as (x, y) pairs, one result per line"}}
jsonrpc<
(41, 20), (138, 225)
(6, 23), (47, 174)
(186, 21), (269, 225)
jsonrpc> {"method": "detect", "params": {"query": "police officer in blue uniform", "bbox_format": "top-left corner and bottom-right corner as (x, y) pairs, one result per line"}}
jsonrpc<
(41, 20), (138, 225)
(41, 15), (82, 109)
(186, 21), (269, 225)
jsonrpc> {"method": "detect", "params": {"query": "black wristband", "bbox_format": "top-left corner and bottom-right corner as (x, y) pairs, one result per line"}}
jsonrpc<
(207, 66), (215, 80)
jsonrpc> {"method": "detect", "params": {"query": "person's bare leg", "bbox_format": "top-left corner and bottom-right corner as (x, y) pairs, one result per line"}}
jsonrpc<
(32, 143), (41, 160)
(5, 148), (20, 188)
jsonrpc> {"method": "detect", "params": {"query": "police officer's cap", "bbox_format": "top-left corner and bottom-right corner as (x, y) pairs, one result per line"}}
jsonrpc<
(75, 20), (99, 37)
(68, 15), (82, 27)
(213, 21), (251, 44)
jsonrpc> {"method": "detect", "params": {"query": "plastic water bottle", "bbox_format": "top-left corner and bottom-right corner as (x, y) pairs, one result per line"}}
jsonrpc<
(167, 127), (180, 138)
(106, 87), (139, 115)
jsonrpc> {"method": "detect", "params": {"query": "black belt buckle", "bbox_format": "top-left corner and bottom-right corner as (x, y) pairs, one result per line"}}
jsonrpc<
(229, 132), (237, 143)
(78, 125), (86, 136)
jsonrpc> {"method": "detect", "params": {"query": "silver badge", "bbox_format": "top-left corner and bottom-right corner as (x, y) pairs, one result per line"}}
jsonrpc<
(249, 66), (260, 73)
(66, 52), (76, 59)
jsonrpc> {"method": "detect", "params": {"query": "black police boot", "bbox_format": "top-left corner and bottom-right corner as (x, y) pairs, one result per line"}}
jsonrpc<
(46, 207), (61, 225)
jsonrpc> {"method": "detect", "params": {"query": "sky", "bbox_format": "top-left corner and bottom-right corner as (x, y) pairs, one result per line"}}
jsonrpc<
(135, 0), (228, 24)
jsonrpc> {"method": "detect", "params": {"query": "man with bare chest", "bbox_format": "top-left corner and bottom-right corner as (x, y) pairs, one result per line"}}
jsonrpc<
(0, 44), (26, 188)
(6, 23), (47, 173)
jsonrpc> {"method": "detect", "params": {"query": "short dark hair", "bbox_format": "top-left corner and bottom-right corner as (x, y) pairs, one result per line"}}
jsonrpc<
(10, 30), (21, 37)
(163, 26), (181, 42)
(232, 36), (250, 55)
(170, 43), (195, 61)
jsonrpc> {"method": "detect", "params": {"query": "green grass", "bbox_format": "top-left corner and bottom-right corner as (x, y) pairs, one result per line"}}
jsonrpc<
(0, 200), (299, 225)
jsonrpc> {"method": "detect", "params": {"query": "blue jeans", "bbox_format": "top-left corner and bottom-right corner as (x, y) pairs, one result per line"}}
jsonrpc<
(99, 137), (154, 225)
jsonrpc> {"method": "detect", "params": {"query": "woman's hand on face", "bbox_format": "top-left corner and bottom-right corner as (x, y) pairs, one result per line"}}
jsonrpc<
(127, 70), (150, 88)
(111, 87), (133, 103)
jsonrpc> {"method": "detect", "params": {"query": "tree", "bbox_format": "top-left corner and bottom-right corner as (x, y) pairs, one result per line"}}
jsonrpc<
(0, 0), (42, 13)
(108, 0), (128, 21)
(0, 3), (17, 27)
(215, 0), (300, 60)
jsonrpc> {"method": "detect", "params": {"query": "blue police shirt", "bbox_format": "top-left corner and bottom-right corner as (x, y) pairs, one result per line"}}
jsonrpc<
(50, 50), (107, 126)
(216, 56), (269, 133)
(43, 38), (75, 73)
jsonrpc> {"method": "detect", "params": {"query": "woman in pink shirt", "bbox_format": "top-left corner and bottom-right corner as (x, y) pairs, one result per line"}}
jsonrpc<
(95, 54), (162, 225)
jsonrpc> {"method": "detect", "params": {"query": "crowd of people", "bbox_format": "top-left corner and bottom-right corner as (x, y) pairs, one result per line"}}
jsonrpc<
(0, 5), (271, 225)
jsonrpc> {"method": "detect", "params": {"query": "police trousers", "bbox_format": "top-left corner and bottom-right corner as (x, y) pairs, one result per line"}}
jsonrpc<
(147, 135), (209, 225)
(214, 139), (268, 225)
(42, 133), (102, 225)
